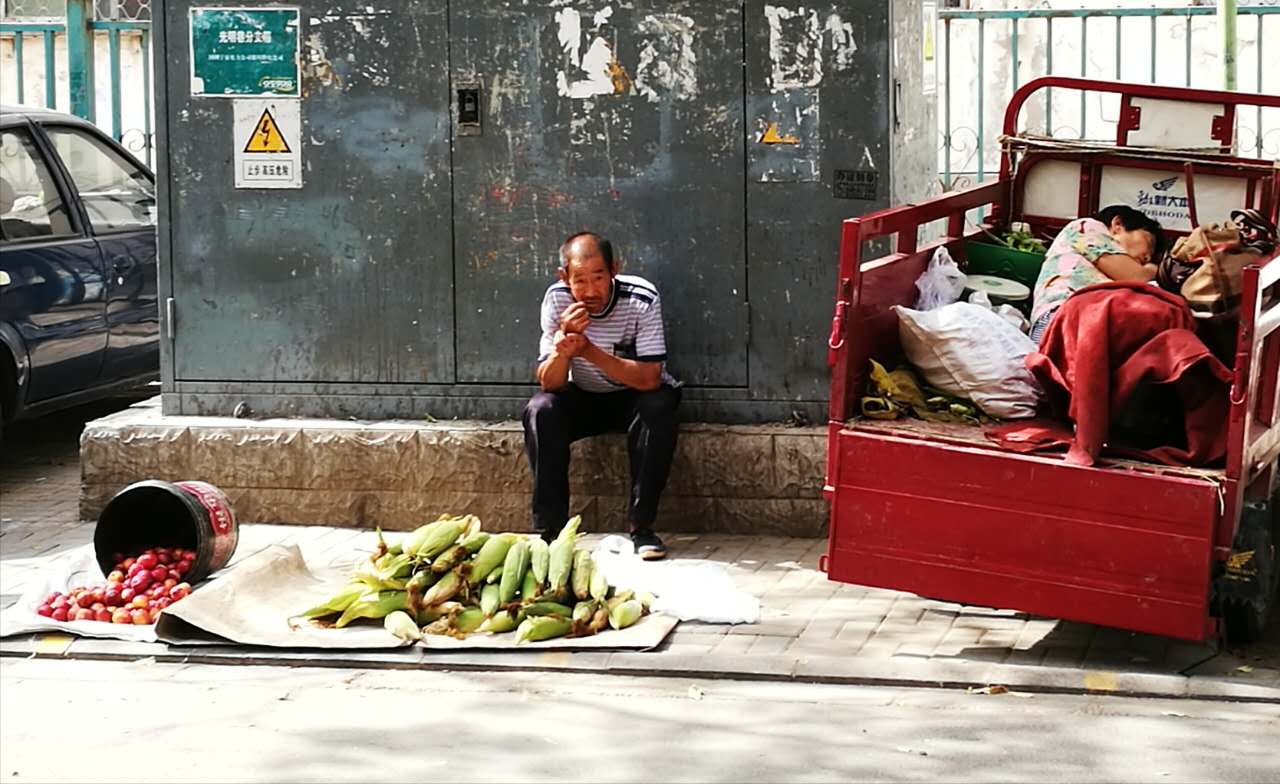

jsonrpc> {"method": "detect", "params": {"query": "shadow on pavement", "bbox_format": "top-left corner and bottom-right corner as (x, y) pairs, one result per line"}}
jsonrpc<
(2, 392), (152, 470)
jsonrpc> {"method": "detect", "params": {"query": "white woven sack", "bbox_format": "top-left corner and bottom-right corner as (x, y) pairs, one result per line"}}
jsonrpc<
(894, 302), (1043, 419)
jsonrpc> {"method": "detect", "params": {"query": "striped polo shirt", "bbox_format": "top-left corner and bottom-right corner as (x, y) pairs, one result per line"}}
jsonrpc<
(537, 274), (678, 393)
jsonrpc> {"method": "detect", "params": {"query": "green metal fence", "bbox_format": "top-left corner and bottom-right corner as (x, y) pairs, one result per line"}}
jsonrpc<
(940, 5), (1280, 190)
(1, 0), (153, 166)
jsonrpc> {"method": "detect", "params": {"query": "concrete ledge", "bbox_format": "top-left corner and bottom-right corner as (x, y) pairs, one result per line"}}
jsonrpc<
(80, 398), (828, 535)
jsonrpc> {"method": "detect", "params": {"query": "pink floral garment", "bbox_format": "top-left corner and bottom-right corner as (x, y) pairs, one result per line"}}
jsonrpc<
(1030, 218), (1125, 324)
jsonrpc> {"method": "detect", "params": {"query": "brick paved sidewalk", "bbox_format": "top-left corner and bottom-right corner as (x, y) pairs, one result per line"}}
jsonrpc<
(3, 408), (1278, 699)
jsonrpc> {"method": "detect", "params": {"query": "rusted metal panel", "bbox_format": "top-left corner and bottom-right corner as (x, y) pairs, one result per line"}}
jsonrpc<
(744, 0), (894, 405)
(155, 1), (935, 422)
(162, 2), (456, 384)
(449, 0), (748, 386)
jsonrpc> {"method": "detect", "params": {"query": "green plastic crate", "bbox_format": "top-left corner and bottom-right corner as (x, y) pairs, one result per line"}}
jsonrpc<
(963, 240), (1046, 291)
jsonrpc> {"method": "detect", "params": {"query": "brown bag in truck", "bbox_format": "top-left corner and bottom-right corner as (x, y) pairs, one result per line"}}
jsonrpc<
(1169, 209), (1277, 318)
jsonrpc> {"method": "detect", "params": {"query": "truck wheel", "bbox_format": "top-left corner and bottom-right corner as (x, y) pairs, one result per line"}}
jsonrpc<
(1219, 502), (1277, 645)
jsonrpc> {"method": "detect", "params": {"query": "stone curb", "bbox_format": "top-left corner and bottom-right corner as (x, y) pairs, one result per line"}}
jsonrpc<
(4, 635), (1276, 704)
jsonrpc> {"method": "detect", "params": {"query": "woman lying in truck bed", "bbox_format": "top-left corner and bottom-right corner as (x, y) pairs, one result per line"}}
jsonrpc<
(998, 205), (1234, 468)
(1027, 205), (1166, 343)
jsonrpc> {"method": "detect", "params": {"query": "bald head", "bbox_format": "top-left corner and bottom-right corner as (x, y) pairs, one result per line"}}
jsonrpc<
(559, 231), (615, 273)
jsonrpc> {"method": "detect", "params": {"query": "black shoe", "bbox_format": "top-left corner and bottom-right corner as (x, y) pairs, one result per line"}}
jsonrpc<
(631, 529), (668, 561)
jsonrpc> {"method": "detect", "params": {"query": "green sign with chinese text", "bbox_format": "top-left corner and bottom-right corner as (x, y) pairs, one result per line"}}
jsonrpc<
(190, 7), (301, 97)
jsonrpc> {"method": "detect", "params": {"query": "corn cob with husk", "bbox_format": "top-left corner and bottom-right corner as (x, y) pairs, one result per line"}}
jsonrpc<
(301, 582), (366, 618)
(606, 590), (635, 611)
(461, 530), (490, 554)
(515, 615), (573, 644)
(421, 604), (485, 638)
(485, 566), (504, 585)
(405, 569), (440, 616)
(430, 544), (470, 574)
(523, 601), (574, 618)
(467, 534), (516, 585)
(450, 606), (486, 634)
(354, 550), (413, 591)
(589, 567), (608, 602)
(521, 569), (539, 601)
(402, 517), (452, 559)
(571, 549), (593, 601)
(479, 607), (524, 634)
(572, 600), (596, 624)
(479, 583), (502, 617)
(334, 590), (407, 629)
(421, 569), (463, 607)
(588, 602), (611, 634)
(384, 610), (421, 642)
(548, 516), (581, 599)
(529, 536), (550, 585)
(414, 516), (470, 560)
(608, 598), (644, 630)
(416, 605), (446, 625)
(500, 539), (531, 604)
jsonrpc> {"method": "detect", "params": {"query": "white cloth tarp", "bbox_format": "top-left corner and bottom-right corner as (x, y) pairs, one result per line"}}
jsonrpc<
(593, 535), (761, 624)
(1, 544), (160, 642)
(3, 543), (681, 651)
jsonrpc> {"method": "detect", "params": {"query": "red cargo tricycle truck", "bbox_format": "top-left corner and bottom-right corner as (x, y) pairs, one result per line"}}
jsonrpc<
(823, 78), (1280, 644)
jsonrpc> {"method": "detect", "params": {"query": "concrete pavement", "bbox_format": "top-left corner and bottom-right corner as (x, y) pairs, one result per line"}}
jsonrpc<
(2, 402), (1278, 701)
(3, 657), (1278, 783)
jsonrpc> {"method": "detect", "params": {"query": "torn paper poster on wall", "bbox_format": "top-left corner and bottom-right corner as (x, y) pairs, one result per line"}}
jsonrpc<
(765, 4), (823, 90)
(764, 4), (859, 92)
(634, 13), (699, 103)
(825, 13), (857, 70)
(748, 88), (822, 182)
(555, 6), (621, 99)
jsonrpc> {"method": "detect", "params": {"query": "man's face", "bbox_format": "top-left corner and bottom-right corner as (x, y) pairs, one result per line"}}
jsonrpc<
(558, 246), (614, 314)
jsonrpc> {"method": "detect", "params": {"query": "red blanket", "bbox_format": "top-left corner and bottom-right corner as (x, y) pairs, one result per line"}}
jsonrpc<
(989, 282), (1231, 467)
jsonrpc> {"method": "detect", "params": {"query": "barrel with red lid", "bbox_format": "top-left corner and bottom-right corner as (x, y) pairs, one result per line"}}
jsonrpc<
(93, 480), (239, 584)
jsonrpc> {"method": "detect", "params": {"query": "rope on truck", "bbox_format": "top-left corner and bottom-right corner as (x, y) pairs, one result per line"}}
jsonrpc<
(1001, 133), (1278, 173)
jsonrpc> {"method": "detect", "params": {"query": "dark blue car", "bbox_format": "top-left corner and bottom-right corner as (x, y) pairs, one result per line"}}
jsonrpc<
(0, 106), (158, 441)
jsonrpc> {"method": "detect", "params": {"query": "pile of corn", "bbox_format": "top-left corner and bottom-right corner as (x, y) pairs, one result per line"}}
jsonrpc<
(300, 515), (651, 644)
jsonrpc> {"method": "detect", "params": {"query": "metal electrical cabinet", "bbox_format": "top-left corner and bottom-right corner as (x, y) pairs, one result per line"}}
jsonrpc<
(154, 0), (935, 422)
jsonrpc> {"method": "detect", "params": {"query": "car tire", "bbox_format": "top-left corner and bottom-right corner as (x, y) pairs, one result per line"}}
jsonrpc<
(0, 345), (16, 446)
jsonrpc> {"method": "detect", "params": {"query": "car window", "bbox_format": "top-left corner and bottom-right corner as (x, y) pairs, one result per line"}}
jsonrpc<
(0, 128), (77, 244)
(44, 126), (155, 233)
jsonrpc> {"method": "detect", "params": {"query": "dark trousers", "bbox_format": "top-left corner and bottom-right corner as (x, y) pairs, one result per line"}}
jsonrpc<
(522, 383), (681, 535)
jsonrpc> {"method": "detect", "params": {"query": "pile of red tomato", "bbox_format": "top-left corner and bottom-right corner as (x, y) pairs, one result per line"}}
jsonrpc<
(36, 547), (196, 625)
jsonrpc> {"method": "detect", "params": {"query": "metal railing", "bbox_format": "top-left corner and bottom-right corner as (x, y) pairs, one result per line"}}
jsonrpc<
(1, 0), (153, 166)
(940, 5), (1280, 190)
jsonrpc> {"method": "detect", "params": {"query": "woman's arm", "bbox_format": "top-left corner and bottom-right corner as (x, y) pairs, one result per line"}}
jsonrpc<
(1094, 254), (1158, 283)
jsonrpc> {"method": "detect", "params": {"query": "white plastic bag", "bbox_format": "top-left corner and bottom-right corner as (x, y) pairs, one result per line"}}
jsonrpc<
(913, 246), (967, 310)
(968, 290), (1032, 334)
(593, 536), (760, 624)
(0, 544), (160, 642)
(894, 302), (1044, 419)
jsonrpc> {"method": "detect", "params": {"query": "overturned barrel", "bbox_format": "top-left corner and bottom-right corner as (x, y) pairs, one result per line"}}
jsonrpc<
(94, 480), (239, 583)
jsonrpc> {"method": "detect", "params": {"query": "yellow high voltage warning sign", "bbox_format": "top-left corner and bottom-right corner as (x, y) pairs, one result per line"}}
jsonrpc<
(233, 99), (302, 189)
(244, 108), (291, 153)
